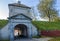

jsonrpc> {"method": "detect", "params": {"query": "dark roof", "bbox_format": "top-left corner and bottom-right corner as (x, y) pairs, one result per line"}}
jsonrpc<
(8, 3), (31, 9)
(8, 14), (32, 20)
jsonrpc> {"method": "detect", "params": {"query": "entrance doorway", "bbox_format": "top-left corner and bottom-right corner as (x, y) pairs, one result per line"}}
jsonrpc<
(14, 24), (28, 39)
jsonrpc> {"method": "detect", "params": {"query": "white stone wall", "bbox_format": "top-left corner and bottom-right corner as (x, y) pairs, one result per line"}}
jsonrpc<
(0, 20), (38, 39)
(1, 23), (10, 39)
(9, 6), (32, 19)
(31, 23), (38, 36)
(9, 19), (38, 37)
(0, 4), (38, 39)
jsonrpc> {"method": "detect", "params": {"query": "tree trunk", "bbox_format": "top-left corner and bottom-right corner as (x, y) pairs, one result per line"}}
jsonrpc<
(49, 17), (50, 22)
(48, 14), (51, 22)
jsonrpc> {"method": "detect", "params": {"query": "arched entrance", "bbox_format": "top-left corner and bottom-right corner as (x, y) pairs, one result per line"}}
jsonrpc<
(14, 24), (28, 39)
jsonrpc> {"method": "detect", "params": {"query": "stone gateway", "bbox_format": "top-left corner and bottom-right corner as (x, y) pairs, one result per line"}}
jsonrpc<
(8, 1), (38, 41)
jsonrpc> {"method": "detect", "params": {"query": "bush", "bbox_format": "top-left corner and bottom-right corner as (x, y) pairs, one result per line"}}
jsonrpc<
(41, 30), (60, 37)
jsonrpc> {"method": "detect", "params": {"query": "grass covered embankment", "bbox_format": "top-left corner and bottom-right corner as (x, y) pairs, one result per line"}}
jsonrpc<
(32, 21), (60, 30)
(0, 20), (8, 29)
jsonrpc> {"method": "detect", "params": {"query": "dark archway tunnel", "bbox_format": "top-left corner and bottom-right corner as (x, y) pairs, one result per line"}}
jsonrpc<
(14, 24), (28, 39)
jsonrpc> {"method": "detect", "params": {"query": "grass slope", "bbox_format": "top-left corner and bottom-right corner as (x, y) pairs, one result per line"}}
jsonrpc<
(0, 20), (60, 30)
(0, 20), (8, 29)
(32, 21), (60, 30)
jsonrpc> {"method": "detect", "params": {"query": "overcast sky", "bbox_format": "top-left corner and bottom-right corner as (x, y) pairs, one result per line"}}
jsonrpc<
(0, 0), (60, 19)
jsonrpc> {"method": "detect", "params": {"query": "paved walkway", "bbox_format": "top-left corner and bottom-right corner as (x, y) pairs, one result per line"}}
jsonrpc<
(14, 38), (52, 41)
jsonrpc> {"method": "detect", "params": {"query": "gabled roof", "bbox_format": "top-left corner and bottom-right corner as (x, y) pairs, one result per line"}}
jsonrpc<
(8, 3), (31, 9)
(8, 14), (32, 20)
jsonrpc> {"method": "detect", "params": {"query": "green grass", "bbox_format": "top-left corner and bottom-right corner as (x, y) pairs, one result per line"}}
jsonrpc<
(0, 20), (60, 30)
(32, 36), (41, 38)
(32, 21), (60, 30)
(1, 39), (10, 41)
(48, 37), (60, 41)
(0, 20), (8, 29)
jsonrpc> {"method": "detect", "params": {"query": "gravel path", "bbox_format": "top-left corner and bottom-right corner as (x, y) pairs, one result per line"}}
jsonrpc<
(14, 38), (52, 41)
